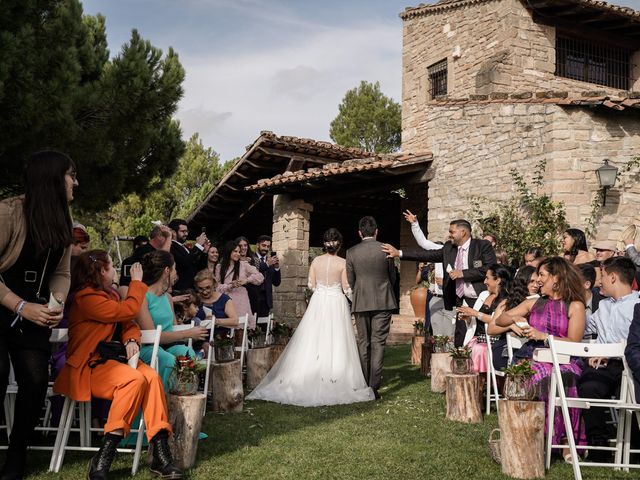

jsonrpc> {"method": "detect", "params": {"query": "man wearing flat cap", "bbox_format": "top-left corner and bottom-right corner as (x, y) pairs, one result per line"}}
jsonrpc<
(593, 240), (618, 263)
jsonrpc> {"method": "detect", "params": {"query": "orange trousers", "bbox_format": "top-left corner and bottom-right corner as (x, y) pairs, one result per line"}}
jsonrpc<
(90, 360), (172, 441)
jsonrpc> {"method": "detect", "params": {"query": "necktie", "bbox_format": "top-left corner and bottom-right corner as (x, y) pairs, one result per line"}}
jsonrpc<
(455, 246), (464, 298)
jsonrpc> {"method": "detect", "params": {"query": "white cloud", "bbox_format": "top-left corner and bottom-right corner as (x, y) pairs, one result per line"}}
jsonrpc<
(177, 21), (402, 161)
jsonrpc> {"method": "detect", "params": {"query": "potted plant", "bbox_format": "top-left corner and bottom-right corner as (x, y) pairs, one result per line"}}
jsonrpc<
(248, 325), (267, 348)
(409, 279), (429, 319)
(168, 354), (205, 396)
(212, 333), (235, 363)
(431, 335), (451, 353)
(502, 359), (539, 401)
(271, 321), (293, 345)
(449, 346), (473, 375)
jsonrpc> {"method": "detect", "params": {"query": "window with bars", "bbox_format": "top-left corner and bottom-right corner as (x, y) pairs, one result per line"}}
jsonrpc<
(428, 59), (448, 98)
(555, 35), (631, 90)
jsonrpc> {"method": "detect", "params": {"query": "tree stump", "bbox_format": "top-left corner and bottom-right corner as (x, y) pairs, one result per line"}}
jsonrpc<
(421, 342), (432, 377)
(210, 359), (243, 413)
(498, 400), (545, 479)
(246, 347), (272, 390)
(167, 393), (206, 469)
(411, 336), (425, 365)
(270, 344), (286, 366)
(445, 373), (482, 423)
(430, 352), (452, 393)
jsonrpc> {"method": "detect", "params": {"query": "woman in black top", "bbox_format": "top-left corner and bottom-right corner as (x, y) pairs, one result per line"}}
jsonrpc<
(0, 151), (76, 479)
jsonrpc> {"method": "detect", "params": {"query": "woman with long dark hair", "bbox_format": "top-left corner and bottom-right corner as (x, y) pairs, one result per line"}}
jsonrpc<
(54, 250), (181, 479)
(562, 228), (595, 265)
(495, 257), (587, 460)
(457, 264), (512, 373)
(0, 151), (75, 478)
(136, 250), (205, 387)
(487, 265), (539, 369)
(247, 228), (374, 406)
(215, 240), (263, 328)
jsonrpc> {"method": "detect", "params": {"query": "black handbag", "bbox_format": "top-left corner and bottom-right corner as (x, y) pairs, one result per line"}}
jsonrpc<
(88, 323), (127, 368)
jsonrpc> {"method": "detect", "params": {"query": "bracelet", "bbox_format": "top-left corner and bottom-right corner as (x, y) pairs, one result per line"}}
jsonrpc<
(124, 338), (139, 346)
(15, 300), (26, 316)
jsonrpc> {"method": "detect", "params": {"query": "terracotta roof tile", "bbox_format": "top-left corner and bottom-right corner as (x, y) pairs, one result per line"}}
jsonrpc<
(245, 152), (433, 192)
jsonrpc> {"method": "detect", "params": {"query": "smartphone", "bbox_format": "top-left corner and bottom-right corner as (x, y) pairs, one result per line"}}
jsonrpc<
(270, 251), (277, 257)
(201, 227), (206, 234)
(123, 264), (132, 278)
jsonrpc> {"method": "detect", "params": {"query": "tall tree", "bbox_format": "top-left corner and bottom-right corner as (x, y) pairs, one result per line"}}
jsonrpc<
(0, 0), (185, 209)
(80, 134), (233, 253)
(329, 81), (401, 153)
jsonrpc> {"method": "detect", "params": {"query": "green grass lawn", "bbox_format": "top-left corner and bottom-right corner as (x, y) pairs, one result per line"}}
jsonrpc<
(8, 345), (638, 479)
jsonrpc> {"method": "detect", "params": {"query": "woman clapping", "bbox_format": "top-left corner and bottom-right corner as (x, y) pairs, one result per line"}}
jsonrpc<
(53, 251), (182, 480)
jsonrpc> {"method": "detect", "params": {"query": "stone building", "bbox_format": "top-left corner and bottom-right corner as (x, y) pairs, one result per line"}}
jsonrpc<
(190, 0), (640, 333)
(400, 0), (640, 239)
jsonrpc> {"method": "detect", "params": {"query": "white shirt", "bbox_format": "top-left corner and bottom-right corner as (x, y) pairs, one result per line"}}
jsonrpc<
(585, 291), (640, 344)
(410, 222), (444, 295)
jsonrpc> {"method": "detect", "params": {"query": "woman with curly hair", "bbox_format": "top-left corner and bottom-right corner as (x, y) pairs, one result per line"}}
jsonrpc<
(247, 228), (374, 406)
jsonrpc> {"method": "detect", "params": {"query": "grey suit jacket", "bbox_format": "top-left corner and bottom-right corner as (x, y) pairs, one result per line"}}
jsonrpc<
(346, 238), (398, 313)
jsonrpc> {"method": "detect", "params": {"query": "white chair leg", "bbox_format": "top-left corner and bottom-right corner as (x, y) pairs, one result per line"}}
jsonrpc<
(55, 399), (76, 472)
(79, 402), (87, 448)
(3, 397), (12, 438)
(49, 397), (71, 472)
(132, 417), (146, 475)
(545, 373), (557, 470)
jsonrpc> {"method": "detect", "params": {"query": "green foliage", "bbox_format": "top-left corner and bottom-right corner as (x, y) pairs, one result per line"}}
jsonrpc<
(75, 134), (232, 250)
(469, 159), (568, 266)
(502, 359), (536, 377)
(0, 0), (185, 210)
(449, 346), (472, 359)
(329, 81), (401, 153)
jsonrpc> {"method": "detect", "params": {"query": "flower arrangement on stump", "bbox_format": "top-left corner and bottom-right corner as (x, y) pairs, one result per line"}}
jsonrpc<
(449, 346), (473, 375)
(270, 321), (293, 345)
(502, 359), (539, 401)
(248, 325), (267, 348)
(212, 333), (235, 363)
(168, 354), (205, 396)
(431, 335), (451, 353)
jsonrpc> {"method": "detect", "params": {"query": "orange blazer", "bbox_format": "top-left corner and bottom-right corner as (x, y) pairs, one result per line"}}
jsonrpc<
(53, 280), (148, 401)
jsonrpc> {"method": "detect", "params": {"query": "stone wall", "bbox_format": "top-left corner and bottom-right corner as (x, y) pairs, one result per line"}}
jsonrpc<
(401, 99), (640, 251)
(401, 0), (639, 149)
(271, 194), (312, 325)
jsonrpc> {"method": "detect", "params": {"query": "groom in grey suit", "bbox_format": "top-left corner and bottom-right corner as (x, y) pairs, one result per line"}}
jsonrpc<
(346, 216), (398, 400)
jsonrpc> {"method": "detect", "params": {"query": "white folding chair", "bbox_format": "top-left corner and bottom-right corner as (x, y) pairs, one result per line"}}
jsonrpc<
(171, 324), (194, 350)
(621, 355), (640, 470)
(230, 314), (249, 371)
(546, 337), (640, 479)
(485, 333), (503, 415)
(49, 325), (162, 475)
(255, 313), (273, 345)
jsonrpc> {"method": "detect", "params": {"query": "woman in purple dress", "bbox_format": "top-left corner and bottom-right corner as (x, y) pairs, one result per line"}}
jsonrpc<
(496, 256), (587, 461)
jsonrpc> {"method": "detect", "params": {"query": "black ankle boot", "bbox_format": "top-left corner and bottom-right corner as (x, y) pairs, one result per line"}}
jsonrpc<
(149, 430), (182, 479)
(87, 432), (121, 480)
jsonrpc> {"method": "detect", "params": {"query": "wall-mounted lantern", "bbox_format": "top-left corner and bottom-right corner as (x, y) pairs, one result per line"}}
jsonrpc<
(595, 159), (618, 206)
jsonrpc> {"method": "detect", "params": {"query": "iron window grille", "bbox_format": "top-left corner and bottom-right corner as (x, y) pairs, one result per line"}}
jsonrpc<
(428, 59), (448, 98)
(555, 35), (631, 90)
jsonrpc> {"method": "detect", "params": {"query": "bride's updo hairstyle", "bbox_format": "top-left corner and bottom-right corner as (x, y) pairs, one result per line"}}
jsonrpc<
(322, 228), (343, 254)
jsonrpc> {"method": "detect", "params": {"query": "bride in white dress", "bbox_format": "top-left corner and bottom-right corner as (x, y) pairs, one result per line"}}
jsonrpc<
(246, 228), (374, 407)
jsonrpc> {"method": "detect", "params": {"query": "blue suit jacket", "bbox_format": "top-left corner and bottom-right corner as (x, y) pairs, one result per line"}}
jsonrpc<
(252, 254), (281, 309)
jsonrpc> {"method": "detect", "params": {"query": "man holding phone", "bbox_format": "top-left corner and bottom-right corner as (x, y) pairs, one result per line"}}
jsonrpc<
(251, 235), (281, 317)
(168, 219), (208, 291)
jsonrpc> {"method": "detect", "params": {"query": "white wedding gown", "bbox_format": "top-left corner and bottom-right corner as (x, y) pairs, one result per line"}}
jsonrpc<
(246, 254), (374, 406)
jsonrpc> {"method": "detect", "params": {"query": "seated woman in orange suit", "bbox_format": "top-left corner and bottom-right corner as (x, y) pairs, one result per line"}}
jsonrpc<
(53, 250), (182, 480)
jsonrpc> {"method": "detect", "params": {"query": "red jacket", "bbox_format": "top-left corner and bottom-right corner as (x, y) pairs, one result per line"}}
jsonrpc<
(53, 281), (147, 401)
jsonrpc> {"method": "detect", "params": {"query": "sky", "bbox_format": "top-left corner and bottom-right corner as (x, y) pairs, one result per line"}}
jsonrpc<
(81, 0), (640, 162)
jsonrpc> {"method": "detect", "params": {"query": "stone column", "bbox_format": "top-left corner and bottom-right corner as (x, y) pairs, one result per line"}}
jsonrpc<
(271, 194), (313, 325)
